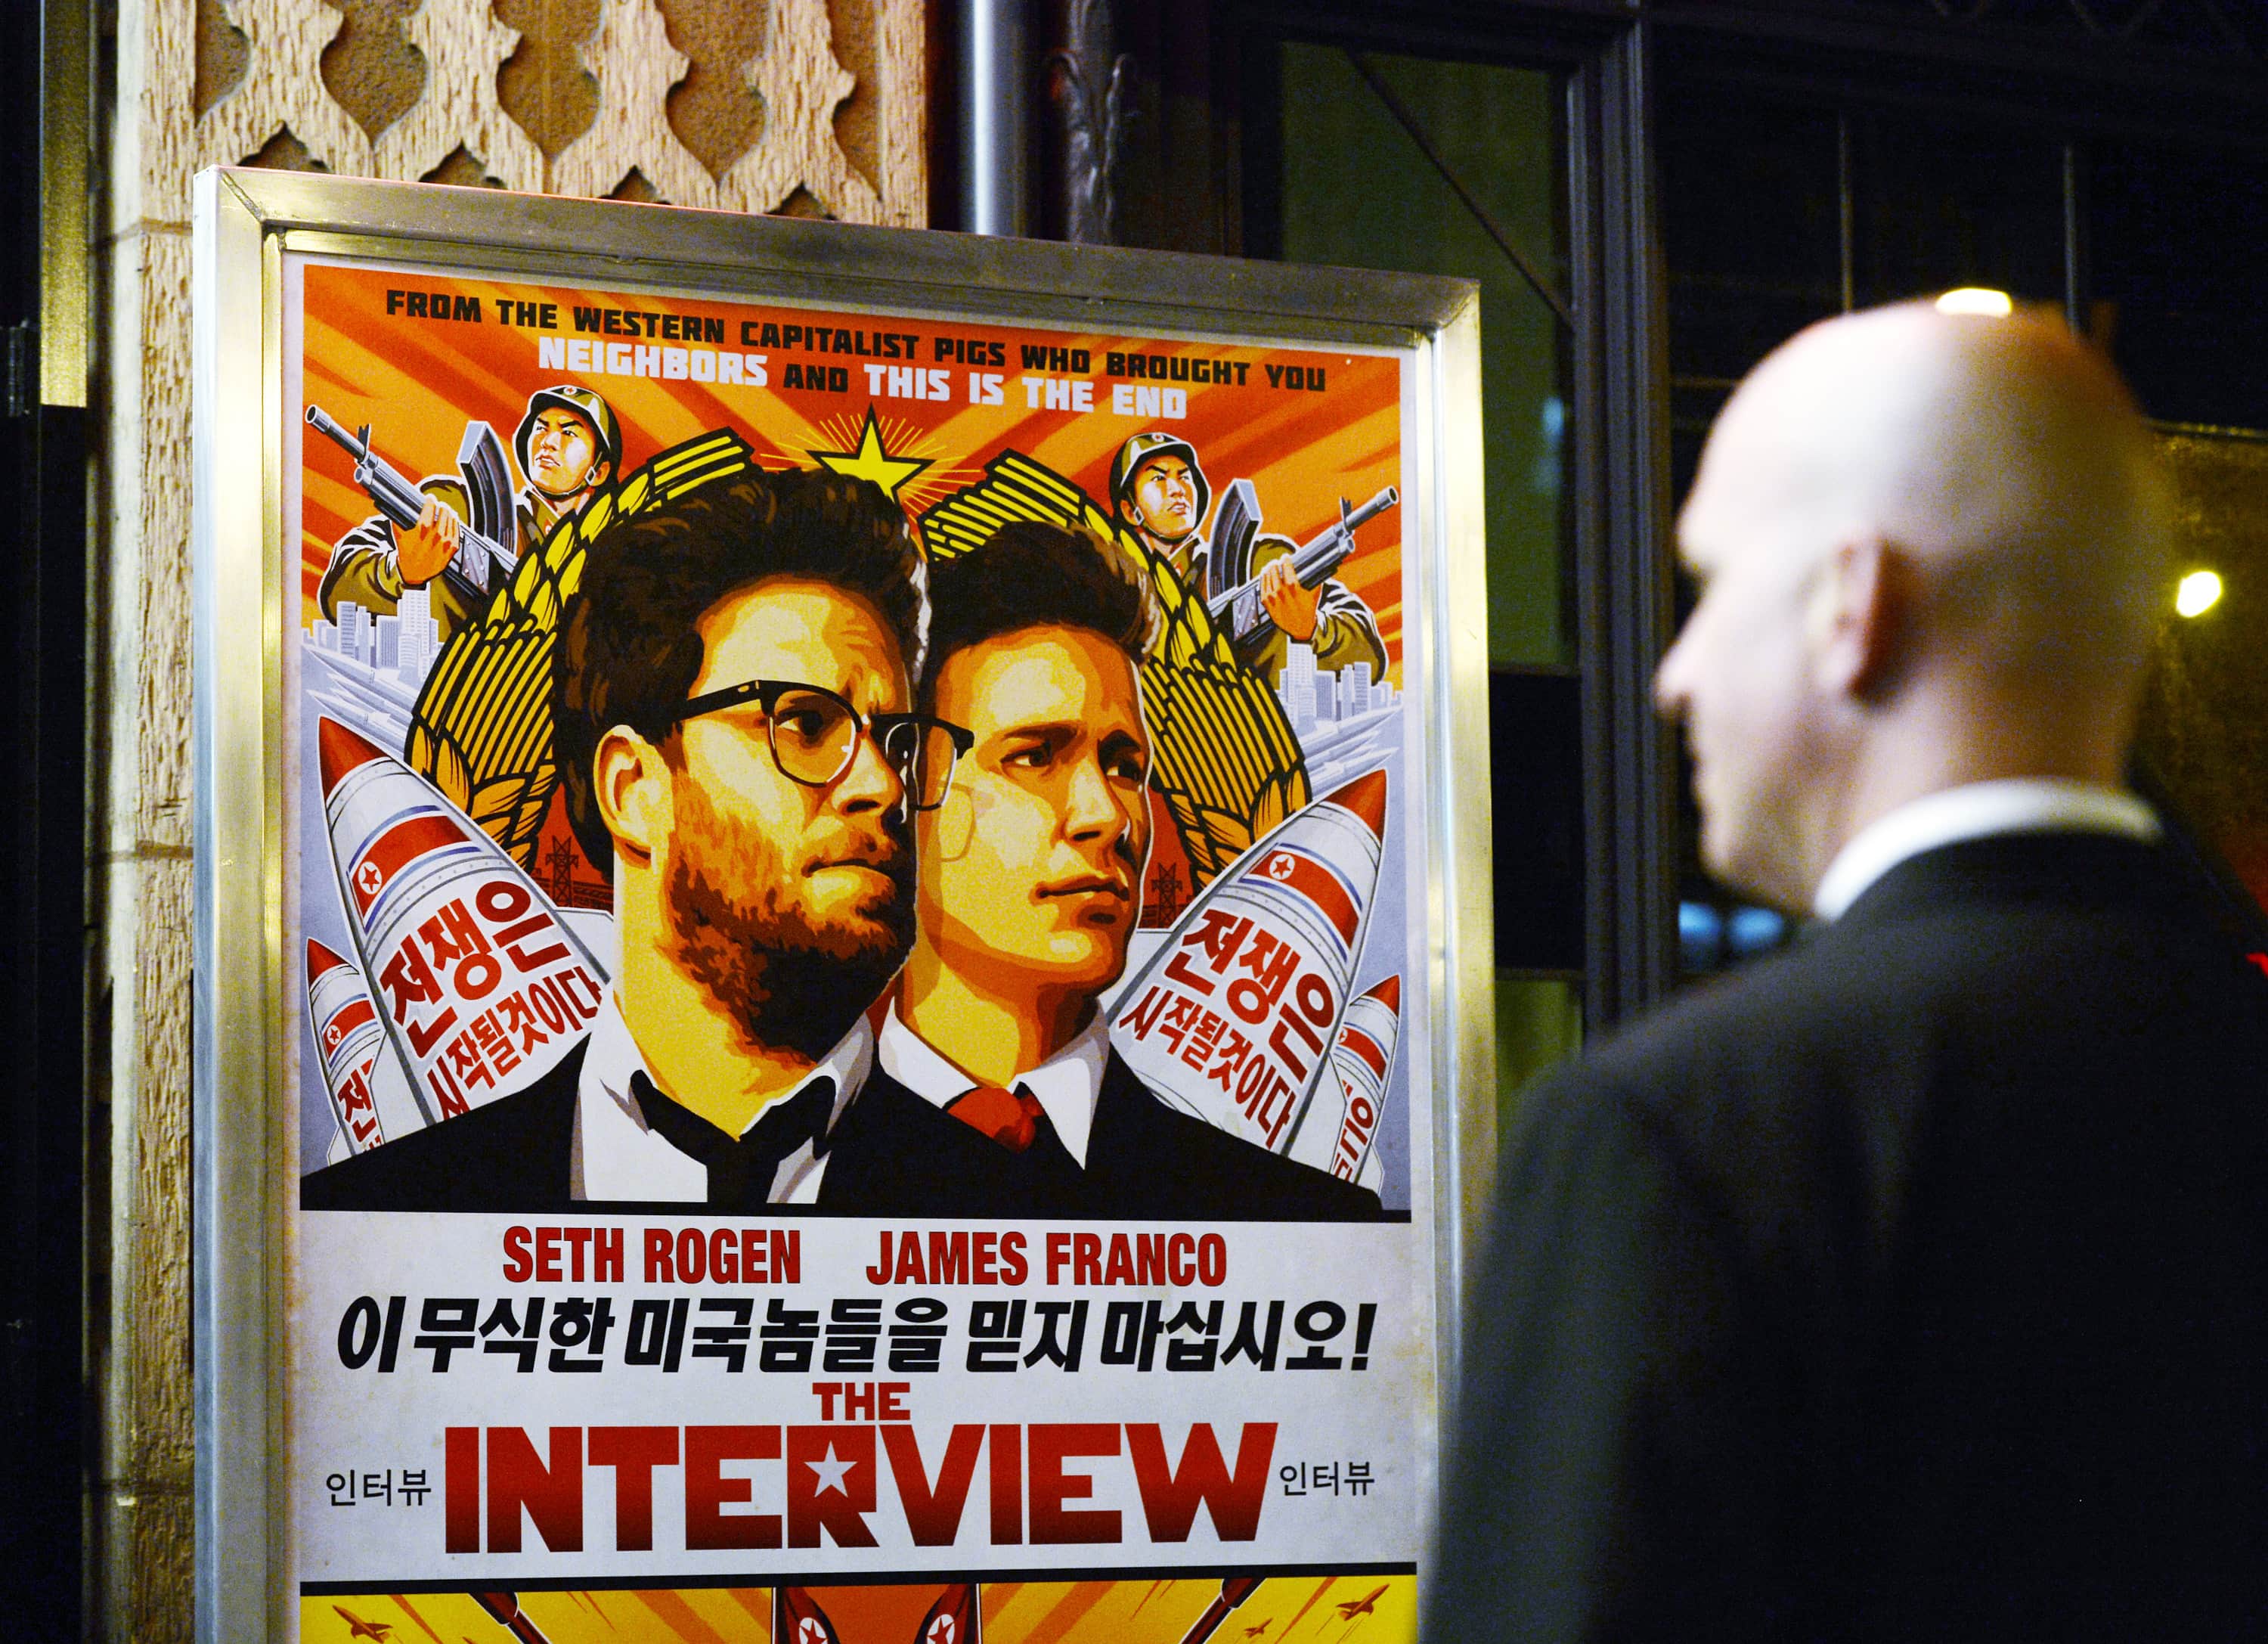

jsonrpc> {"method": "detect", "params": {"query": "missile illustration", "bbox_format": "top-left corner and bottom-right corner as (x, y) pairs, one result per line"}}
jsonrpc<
(304, 938), (424, 1154)
(1112, 768), (1387, 1152)
(471, 1591), (555, 1644)
(318, 716), (609, 1128)
(1289, 973), (1400, 1188)
(915, 1584), (982, 1644)
(1178, 1577), (1266, 1644)
(775, 1587), (845, 1644)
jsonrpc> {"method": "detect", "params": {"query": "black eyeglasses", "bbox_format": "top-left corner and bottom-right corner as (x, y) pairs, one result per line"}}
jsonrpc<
(669, 678), (973, 811)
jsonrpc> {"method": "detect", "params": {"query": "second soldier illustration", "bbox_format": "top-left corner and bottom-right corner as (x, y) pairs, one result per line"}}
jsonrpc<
(1110, 431), (1385, 691)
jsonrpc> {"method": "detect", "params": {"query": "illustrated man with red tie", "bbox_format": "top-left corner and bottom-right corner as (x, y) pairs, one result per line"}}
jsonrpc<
(813, 519), (1377, 1220)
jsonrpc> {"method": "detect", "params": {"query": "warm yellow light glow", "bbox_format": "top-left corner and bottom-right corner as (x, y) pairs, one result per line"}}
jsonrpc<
(2177, 570), (2223, 618)
(1935, 287), (2014, 316)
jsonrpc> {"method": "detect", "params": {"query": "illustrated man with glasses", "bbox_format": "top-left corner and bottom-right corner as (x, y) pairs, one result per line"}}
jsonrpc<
(303, 467), (964, 1211)
(813, 518), (1377, 1218)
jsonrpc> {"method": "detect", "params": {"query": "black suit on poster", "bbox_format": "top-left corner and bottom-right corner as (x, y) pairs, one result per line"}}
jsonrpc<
(1427, 831), (2268, 1642)
(819, 1050), (1381, 1220)
(300, 1041), (1380, 1220)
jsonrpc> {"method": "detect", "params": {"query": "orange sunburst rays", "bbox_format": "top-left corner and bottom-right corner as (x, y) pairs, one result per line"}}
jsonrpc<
(803, 406), (978, 517)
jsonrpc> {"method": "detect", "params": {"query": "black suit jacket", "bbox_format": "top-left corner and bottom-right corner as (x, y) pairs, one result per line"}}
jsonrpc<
(302, 1040), (1380, 1221)
(1429, 833), (2268, 1642)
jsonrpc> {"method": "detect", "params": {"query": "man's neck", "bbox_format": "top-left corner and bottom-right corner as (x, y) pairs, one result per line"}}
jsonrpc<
(898, 948), (1091, 1086)
(1800, 699), (2130, 910)
(615, 915), (817, 1137)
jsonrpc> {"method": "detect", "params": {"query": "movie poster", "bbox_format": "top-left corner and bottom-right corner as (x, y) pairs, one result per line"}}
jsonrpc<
(282, 255), (1432, 1644)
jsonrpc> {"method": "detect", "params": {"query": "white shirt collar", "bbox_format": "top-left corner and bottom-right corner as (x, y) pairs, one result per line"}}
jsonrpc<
(572, 989), (873, 1202)
(875, 1001), (1110, 1167)
(1813, 778), (2159, 920)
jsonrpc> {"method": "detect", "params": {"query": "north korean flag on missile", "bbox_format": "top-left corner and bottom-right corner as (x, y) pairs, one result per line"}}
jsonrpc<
(1288, 973), (1400, 1190)
(775, 1587), (845, 1644)
(1112, 768), (1387, 1152)
(318, 717), (609, 1128)
(915, 1584), (982, 1644)
(303, 938), (406, 1156)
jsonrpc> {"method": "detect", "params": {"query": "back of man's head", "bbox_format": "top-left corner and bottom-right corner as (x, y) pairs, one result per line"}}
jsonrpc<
(1702, 302), (2170, 699)
(1665, 303), (2174, 907)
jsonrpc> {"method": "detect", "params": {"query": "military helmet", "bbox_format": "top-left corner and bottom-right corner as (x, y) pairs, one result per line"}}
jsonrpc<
(515, 385), (621, 489)
(1108, 431), (1210, 536)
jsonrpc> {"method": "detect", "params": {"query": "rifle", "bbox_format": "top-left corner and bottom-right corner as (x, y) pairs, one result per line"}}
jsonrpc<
(305, 403), (519, 596)
(1204, 483), (1398, 646)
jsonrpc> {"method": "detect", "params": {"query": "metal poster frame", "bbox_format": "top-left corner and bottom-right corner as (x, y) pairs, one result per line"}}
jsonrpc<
(193, 167), (1491, 1642)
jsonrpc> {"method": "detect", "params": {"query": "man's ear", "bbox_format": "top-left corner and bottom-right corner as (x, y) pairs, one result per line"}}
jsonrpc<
(1809, 536), (1911, 702)
(593, 724), (669, 868)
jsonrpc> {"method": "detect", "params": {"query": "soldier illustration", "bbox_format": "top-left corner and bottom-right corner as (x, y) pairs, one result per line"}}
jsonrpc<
(1109, 431), (1386, 690)
(318, 385), (621, 643)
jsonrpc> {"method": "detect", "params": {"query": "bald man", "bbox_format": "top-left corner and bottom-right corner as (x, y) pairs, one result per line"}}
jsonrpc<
(1428, 306), (2268, 1639)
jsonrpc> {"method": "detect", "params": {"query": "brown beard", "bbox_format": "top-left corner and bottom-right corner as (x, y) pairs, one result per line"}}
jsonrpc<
(662, 777), (914, 1061)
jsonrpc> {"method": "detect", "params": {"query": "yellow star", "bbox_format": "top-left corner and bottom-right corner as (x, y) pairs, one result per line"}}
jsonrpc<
(810, 408), (930, 499)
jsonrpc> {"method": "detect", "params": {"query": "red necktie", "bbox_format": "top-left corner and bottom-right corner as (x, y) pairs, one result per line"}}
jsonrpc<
(947, 1084), (1046, 1152)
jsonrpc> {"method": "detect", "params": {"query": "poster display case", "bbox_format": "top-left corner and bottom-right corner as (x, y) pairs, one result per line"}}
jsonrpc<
(193, 169), (1490, 1643)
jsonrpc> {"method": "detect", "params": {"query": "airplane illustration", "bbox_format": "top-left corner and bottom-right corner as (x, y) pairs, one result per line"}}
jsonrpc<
(332, 1607), (393, 1641)
(1335, 1587), (1390, 1621)
(1242, 1622), (1272, 1638)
